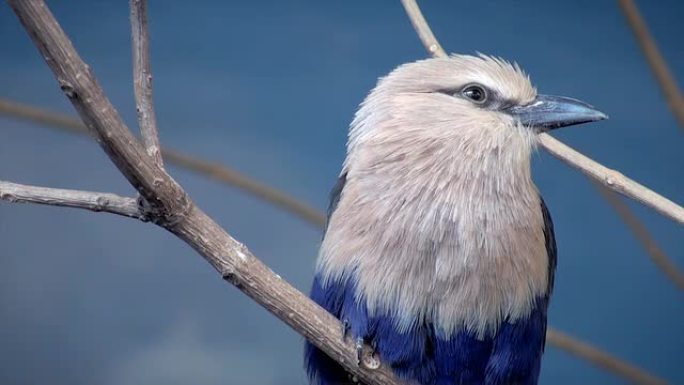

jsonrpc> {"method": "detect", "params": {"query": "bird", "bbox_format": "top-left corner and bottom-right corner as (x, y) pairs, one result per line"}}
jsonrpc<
(304, 54), (606, 385)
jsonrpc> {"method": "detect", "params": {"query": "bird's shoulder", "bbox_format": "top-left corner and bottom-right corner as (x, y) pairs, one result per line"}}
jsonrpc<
(325, 171), (347, 231)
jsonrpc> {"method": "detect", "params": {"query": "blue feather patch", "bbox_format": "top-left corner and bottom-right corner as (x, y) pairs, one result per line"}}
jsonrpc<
(305, 273), (549, 385)
(305, 275), (351, 385)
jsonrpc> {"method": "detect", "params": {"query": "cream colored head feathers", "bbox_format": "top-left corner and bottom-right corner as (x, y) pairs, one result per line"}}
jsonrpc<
(346, 54), (536, 161)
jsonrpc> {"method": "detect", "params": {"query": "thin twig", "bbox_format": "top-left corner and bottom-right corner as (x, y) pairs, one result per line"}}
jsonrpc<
(547, 329), (666, 385)
(130, 0), (163, 167)
(618, 0), (684, 130)
(539, 135), (684, 225)
(400, 1), (672, 384)
(0, 99), (325, 227)
(400, 0), (446, 57)
(6, 1), (402, 383)
(162, 149), (326, 226)
(0, 180), (145, 220)
(594, 182), (684, 291)
(0, 98), (86, 135)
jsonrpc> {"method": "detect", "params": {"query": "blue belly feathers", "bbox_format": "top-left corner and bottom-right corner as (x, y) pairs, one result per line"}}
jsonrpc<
(305, 274), (549, 385)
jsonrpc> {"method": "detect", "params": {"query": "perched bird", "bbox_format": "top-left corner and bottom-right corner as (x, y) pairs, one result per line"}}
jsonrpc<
(305, 54), (606, 385)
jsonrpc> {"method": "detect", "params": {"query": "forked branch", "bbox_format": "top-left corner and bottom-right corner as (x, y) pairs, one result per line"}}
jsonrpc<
(5, 1), (402, 384)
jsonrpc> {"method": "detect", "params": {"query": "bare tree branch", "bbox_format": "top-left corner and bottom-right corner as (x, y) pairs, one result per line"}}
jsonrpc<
(0, 99), (326, 227)
(400, 0), (445, 57)
(618, 0), (684, 130)
(594, 182), (684, 291)
(400, 0), (684, 227)
(615, 1), (684, 303)
(8, 1), (188, 223)
(130, 0), (163, 167)
(547, 329), (667, 385)
(400, 1), (672, 384)
(162, 148), (326, 226)
(538, 135), (684, 225)
(0, 180), (145, 220)
(5, 1), (402, 383)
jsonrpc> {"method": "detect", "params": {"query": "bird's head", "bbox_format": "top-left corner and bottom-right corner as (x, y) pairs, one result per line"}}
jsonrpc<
(345, 54), (606, 182)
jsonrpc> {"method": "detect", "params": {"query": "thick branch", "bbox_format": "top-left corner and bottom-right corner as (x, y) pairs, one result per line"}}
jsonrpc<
(0, 180), (145, 220)
(618, 0), (684, 130)
(6, 1), (402, 383)
(0, 184), (395, 384)
(0, 98), (326, 227)
(399, 0), (684, 227)
(168, 208), (397, 384)
(130, 0), (163, 167)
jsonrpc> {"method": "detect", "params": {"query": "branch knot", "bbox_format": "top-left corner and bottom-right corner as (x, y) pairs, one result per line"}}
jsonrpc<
(58, 79), (77, 99)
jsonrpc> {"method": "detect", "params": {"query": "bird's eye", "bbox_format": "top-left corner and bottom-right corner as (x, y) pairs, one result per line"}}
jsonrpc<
(461, 84), (487, 104)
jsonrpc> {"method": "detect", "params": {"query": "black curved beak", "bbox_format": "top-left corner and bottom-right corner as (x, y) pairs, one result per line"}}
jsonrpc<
(505, 94), (608, 132)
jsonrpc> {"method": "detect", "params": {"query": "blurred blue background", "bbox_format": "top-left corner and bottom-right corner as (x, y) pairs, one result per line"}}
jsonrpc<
(0, 1), (682, 384)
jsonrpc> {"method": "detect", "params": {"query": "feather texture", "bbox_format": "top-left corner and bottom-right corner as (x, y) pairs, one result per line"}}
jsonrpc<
(306, 55), (558, 385)
(305, 179), (557, 385)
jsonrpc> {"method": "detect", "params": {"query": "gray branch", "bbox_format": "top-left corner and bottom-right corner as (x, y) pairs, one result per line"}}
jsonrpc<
(0, 180), (145, 220)
(5, 1), (403, 383)
(130, 0), (163, 168)
(538, 135), (684, 226)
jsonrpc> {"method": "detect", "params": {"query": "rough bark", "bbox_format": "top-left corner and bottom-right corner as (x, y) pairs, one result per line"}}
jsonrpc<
(6, 1), (403, 384)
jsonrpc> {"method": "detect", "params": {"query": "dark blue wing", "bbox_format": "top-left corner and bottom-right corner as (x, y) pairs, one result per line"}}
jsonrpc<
(325, 172), (347, 231)
(540, 197), (557, 295)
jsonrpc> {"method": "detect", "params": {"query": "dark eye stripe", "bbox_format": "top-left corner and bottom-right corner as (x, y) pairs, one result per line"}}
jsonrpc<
(434, 85), (518, 111)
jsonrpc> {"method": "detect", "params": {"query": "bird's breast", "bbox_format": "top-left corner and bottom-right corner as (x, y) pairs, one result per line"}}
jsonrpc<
(318, 173), (549, 339)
